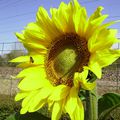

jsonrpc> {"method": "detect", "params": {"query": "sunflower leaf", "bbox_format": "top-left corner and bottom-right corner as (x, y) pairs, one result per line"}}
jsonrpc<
(5, 112), (50, 120)
(98, 93), (120, 120)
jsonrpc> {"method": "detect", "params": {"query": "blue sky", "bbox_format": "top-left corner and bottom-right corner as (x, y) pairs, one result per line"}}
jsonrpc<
(0, 0), (120, 44)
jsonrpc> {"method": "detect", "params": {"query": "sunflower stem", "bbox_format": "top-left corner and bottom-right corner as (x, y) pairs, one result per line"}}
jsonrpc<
(85, 84), (98, 120)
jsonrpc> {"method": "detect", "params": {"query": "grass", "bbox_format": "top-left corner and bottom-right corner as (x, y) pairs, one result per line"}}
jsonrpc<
(0, 94), (70, 120)
(0, 94), (20, 120)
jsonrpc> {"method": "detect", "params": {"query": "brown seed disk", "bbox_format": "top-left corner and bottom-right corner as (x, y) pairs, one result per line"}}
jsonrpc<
(45, 33), (90, 87)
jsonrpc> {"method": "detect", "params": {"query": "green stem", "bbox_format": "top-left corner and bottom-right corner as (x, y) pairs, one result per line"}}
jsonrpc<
(85, 85), (98, 120)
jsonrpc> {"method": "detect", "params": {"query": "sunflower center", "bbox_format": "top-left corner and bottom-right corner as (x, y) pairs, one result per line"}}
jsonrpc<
(46, 33), (90, 87)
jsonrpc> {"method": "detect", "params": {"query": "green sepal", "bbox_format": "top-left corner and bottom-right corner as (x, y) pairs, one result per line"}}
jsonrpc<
(88, 71), (97, 82)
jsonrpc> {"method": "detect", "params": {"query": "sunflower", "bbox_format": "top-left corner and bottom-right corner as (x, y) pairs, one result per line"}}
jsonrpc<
(11, 0), (120, 120)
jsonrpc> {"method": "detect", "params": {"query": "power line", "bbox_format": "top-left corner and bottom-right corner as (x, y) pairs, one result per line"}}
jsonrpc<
(0, 12), (35, 21)
(0, 0), (119, 22)
(0, 29), (22, 33)
(0, 0), (16, 6)
(81, 0), (99, 4)
(0, 8), (120, 22)
(108, 16), (120, 19)
(0, 0), (26, 9)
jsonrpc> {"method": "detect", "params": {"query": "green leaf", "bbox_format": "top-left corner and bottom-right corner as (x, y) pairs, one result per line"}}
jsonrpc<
(5, 112), (50, 120)
(98, 93), (120, 120)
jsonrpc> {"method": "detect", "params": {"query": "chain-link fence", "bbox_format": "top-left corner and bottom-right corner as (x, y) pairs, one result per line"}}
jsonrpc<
(0, 42), (27, 95)
(0, 42), (120, 119)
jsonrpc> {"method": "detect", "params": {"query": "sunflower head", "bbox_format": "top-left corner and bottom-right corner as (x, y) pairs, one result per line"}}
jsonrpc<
(45, 33), (90, 87)
(11, 0), (120, 119)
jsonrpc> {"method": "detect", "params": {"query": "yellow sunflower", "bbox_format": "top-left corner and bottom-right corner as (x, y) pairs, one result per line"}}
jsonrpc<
(11, 0), (120, 119)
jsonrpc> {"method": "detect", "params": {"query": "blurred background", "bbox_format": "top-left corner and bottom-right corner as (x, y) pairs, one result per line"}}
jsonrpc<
(0, 0), (120, 120)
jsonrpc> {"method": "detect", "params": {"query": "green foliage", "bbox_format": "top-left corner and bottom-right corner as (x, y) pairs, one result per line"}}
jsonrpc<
(0, 94), (21, 120)
(98, 93), (120, 120)
(5, 112), (50, 120)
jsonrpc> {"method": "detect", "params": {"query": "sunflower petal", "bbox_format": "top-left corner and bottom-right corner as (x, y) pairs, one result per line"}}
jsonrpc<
(52, 101), (63, 120)
(65, 87), (78, 117)
(89, 29), (118, 53)
(10, 54), (44, 65)
(91, 49), (120, 68)
(78, 7), (87, 36)
(49, 85), (70, 101)
(15, 91), (29, 101)
(22, 91), (37, 107)
(20, 106), (28, 114)
(85, 62), (102, 79)
(29, 87), (53, 112)
(74, 70), (95, 90)
(74, 70), (88, 88)
(29, 99), (45, 112)
(73, 98), (84, 120)
(36, 6), (61, 40)
(73, 0), (81, 10)
(16, 32), (25, 41)
(82, 82), (96, 90)
(89, 6), (104, 21)
(17, 67), (51, 91)
(17, 66), (45, 78)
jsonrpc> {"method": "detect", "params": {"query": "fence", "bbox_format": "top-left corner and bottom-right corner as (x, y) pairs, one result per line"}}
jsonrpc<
(0, 42), (120, 119)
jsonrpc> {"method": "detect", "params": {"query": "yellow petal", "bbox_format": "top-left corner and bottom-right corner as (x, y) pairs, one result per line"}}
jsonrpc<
(73, 0), (81, 10)
(85, 14), (108, 39)
(20, 106), (28, 114)
(50, 8), (63, 32)
(89, 29), (118, 53)
(65, 87), (78, 117)
(73, 97), (84, 120)
(73, 8), (82, 33)
(29, 87), (53, 112)
(16, 62), (43, 68)
(100, 20), (120, 30)
(85, 62), (102, 79)
(15, 91), (29, 101)
(52, 101), (63, 120)
(48, 100), (54, 111)
(17, 66), (45, 78)
(91, 49), (120, 68)
(36, 6), (61, 40)
(24, 22), (45, 39)
(20, 90), (38, 114)
(18, 77), (50, 91)
(51, 1), (77, 33)
(15, 32), (25, 41)
(49, 85), (70, 101)
(54, 2), (68, 32)
(74, 70), (88, 88)
(29, 99), (45, 112)
(10, 54), (44, 65)
(26, 42), (47, 50)
(82, 81), (96, 90)
(74, 70), (96, 90)
(17, 67), (51, 91)
(66, 2), (76, 33)
(77, 7), (87, 36)
(91, 15), (108, 26)
(85, 6), (106, 39)
(89, 6), (104, 21)
(22, 91), (37, 108)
